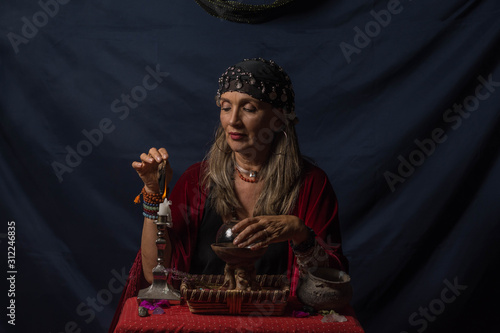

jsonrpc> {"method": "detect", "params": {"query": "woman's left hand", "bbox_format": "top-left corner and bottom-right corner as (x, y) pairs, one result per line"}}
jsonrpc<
(232, 215), (309, 250)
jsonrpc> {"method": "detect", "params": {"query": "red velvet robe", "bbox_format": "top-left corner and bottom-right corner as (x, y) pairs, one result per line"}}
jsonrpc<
(109, 160), (348, 332)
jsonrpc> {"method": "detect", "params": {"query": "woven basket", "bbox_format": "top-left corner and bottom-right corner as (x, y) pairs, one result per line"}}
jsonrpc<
(180, 274), (290, 315)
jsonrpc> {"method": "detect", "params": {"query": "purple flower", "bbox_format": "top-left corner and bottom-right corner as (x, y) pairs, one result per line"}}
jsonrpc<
(292, 310), (310, 318)
(139, 299), (171, 311)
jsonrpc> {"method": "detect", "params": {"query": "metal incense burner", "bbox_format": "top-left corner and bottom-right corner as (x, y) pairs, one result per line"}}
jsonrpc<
(137, 202), (180, 302)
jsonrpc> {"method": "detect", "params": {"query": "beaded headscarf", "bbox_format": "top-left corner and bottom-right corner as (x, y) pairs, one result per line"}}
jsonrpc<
(216, 58), (298, 124)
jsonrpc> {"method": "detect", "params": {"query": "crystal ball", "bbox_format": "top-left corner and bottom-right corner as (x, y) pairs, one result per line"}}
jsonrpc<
(215, 221), (239, 244)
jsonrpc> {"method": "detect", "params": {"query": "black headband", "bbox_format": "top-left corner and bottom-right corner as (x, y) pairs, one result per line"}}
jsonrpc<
(216, 58), (297, 123)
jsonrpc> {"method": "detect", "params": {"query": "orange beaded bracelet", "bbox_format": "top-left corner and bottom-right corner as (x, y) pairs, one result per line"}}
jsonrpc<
(134, 187), (170, 220)
(134, 187), (166, 204)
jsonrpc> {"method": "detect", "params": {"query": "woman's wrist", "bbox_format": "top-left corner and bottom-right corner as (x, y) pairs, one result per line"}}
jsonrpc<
(136, 187), (163, 220)
(291, 224), (310, 246)
(290, 226), (316, 253)
(144, 184), (160, 195)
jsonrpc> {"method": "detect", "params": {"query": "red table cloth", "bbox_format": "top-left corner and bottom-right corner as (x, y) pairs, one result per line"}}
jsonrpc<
(113, 297), (364, 333)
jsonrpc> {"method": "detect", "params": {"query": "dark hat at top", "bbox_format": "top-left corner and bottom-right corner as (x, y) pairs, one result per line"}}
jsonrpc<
(216, 58), (297, 124)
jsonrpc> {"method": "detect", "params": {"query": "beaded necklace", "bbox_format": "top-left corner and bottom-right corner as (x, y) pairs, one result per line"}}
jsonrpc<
(234, 161), (259, 183)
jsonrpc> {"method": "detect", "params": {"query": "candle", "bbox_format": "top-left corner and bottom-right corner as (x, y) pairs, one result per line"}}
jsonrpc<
(158, 199), (172, 217)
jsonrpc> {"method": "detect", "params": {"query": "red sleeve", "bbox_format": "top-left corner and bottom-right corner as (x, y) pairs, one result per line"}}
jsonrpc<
(108, 163), (207, 333)
(168, 162), (207, 277)
(288, 161), (349, 294)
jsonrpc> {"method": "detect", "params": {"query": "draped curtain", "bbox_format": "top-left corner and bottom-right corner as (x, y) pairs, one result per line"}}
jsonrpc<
(1, 1), (499, 332)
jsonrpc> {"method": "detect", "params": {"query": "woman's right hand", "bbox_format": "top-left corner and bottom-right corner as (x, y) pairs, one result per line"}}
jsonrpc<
(131, 147), (172, 194)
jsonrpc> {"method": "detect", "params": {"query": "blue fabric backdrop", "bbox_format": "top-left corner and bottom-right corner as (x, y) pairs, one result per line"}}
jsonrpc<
(1, 1), (499, 332)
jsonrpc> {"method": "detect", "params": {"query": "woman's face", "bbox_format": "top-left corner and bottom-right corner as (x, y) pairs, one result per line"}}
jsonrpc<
(219, 91), (282, 161)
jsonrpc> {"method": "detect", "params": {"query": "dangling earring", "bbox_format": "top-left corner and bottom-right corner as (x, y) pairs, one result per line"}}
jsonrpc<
(273, 130), (289, 155)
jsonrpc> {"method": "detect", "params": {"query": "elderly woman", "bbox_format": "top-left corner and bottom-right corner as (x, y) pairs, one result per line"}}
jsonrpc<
(110, 58), (348, 331)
